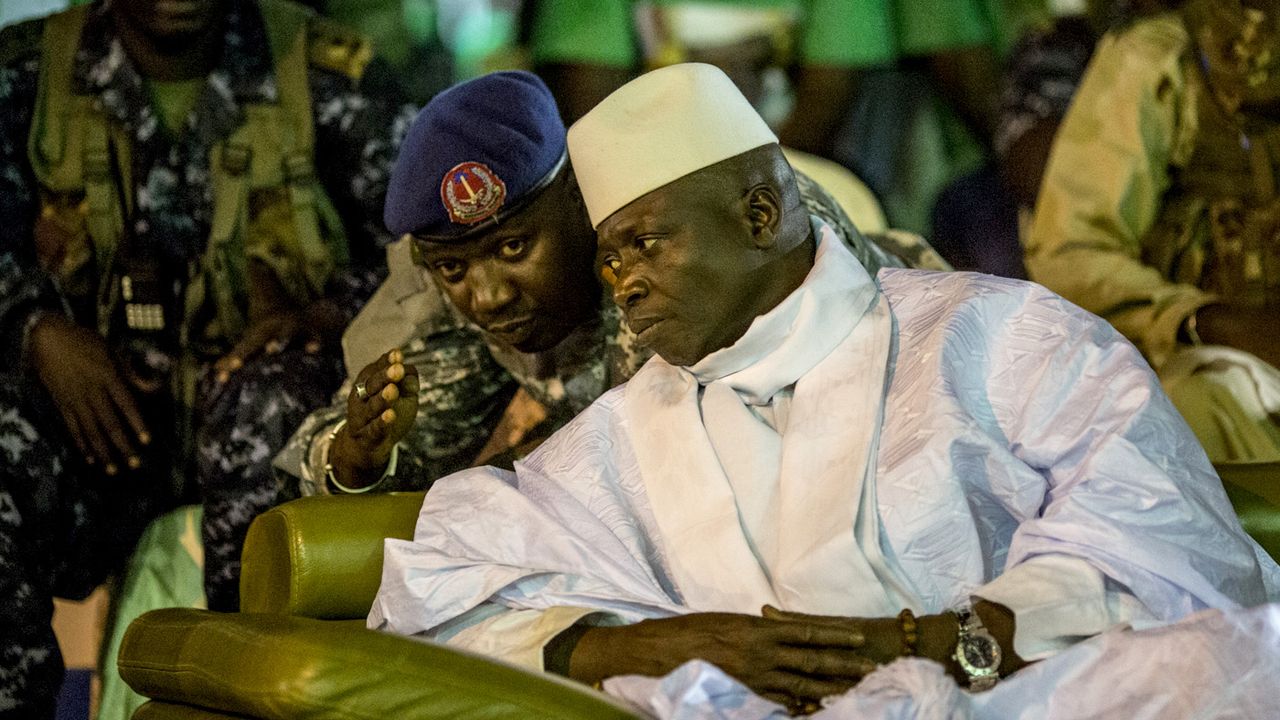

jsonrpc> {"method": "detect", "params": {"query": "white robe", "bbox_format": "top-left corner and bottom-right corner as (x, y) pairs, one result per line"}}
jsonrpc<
(370, 228), (1280, 703)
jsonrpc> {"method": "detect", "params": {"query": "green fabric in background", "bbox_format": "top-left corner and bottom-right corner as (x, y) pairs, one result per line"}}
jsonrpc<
(527, 0), (1037, 69)
(528, 0), (642, 67)
(98, 506), (206, 720)
(894, 0), (993, 56)
(528, 0), (887, 68)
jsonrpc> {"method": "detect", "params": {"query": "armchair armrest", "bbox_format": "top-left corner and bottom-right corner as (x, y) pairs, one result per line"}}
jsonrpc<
(119, 608), (642, 720)
(240, 492), (425, 619)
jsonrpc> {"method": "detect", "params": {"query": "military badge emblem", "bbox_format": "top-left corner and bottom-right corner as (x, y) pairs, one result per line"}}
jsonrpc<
(440, 161), (507, 225)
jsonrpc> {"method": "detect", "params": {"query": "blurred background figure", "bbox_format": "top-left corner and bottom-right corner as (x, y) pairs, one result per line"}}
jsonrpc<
(245, 0), (1075, 254)
(1026, 0), (1280, 464)
(932, 0), (1176, 277)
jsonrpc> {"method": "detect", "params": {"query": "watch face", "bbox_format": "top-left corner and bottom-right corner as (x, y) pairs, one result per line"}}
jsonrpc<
(962, 635), (999, 670)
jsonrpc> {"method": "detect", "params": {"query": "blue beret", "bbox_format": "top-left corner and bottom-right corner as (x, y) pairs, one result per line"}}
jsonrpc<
(383, 71), (567, 239)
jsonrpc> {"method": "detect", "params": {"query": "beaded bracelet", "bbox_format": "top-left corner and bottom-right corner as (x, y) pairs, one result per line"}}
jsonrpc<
(897, 607), (919, 657)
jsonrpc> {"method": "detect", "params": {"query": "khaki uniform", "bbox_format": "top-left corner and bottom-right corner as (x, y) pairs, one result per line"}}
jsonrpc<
(1026, 12), (1280, 461)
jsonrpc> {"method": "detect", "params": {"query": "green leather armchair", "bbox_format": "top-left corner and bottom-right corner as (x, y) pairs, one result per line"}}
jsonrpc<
(1217, 462), (1280, 562)
(117, 465), (1279, 720)
(117, 492), (642, 720)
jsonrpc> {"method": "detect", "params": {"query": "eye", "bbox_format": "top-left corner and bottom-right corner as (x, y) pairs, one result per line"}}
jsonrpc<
(498, 237), (529, 259)
(635, 235), (660, 252)
(432, 259), (466, 282)
(600, 256), (621, 286)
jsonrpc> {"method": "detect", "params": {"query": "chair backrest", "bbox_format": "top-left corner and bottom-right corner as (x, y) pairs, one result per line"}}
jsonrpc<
(239, 492), (425, 618)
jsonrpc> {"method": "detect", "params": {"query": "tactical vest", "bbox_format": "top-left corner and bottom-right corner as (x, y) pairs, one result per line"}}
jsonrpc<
(26, 0), (358, 350)
(1152, 16), (1280, 307)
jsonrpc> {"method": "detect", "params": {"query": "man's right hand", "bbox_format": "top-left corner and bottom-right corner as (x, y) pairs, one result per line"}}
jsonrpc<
(328, 349), (419, 490)
(567, 612), (876, 709)
(29, 314), (149, 475)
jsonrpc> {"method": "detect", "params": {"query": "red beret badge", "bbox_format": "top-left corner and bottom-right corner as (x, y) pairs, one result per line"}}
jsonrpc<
(440, 161), (507, 225)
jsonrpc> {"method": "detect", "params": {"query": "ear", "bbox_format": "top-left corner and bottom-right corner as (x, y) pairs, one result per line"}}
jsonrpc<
(744, 184), (783, 249)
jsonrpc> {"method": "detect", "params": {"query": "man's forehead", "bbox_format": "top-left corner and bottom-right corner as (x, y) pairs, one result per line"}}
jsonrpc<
(412, 228), (520, 258)
(598, 191), (670, 244)
(599, 169), (732, 238)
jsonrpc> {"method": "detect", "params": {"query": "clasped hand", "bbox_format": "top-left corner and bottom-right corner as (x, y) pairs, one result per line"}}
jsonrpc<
(570, 610), (899, 712)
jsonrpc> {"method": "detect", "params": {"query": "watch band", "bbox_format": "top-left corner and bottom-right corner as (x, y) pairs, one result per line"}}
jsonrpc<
(952, 606), (1002, 692)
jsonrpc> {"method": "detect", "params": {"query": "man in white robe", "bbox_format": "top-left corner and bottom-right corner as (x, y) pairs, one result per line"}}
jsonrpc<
(370, 64), (1280, 716)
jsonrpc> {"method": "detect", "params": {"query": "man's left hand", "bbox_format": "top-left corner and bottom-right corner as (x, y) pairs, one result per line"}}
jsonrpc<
(762, 600), (1026, 681)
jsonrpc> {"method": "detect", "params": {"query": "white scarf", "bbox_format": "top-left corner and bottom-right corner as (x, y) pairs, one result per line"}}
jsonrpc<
(623, 221), (920, 616)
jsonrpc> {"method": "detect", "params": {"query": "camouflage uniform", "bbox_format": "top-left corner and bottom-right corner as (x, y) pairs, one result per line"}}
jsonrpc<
(277, 175), (950, 495)
(0, 0), (411, 712)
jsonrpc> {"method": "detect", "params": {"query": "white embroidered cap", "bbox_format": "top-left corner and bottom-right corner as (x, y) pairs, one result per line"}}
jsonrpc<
(567, 63), (778, 228)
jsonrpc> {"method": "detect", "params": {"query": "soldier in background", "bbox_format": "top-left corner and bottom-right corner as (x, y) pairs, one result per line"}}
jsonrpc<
(1026, 0), (1280, 463)
(0, 0), (411, 714)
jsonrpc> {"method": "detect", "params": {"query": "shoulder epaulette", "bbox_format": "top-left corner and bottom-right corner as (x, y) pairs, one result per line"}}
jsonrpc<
(307, 16), (372, 83)
(0, 16), (45, 68)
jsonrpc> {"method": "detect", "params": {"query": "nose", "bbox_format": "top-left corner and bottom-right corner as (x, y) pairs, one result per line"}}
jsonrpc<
(610, 264), (649, 309)
(470, 263), (518, 316)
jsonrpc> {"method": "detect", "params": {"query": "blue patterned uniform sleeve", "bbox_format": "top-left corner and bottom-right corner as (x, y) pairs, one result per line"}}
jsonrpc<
(308, 62), (417, 323)
(0, 50), (62, 371)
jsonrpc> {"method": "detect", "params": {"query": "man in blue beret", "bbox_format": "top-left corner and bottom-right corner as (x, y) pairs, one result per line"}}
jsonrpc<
(274, 70), (945, 495)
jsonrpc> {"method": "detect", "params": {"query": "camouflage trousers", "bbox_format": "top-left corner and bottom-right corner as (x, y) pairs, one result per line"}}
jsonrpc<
(0, 349), (340, 718)
(195, 349), (342, 612)
(0, 376), (165, 719)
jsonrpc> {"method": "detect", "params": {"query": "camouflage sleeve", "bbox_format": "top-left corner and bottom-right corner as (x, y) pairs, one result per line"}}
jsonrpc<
(795, 168), (899, 274)
(308, 63), (418, 323)
(861, 229), (953, 272)
(276, 324), (519, 496)
(0, 49), (63, 371)
(794, 169), (952, 274)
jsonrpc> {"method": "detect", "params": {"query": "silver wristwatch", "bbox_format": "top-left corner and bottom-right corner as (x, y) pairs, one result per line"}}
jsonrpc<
(952, 606), (1001, 692)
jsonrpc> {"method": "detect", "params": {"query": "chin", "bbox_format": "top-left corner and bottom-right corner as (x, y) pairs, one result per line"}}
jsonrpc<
(650, 344), (704, 368)
(507, 327), (569, 354)
(644, 326), (715, 368)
